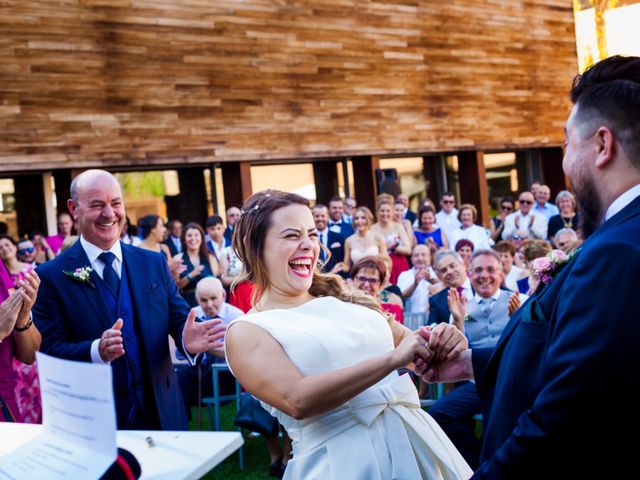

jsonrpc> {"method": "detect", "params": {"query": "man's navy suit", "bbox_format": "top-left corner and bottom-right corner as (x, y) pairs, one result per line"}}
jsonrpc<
(33, 240), (191, 430)
(471, 195), (640, 478)
(320, 230), (345, 274)
(428, 288), (451, 325)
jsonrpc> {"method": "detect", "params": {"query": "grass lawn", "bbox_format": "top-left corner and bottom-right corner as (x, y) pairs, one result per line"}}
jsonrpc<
(188, 402), (276, 480)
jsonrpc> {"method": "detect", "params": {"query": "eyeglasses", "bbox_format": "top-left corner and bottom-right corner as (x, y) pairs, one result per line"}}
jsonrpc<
(511, 234), (526, 240)
(441, 200), (454, 205)
(501, 205), (513, 211)
(354, 276), (380, 285)
(345, 203), (356, 208)
(519, 200), (533, 205)
(17, 247), (35, 254)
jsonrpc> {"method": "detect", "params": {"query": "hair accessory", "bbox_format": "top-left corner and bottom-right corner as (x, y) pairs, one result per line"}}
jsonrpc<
(240, 194), (272, 216)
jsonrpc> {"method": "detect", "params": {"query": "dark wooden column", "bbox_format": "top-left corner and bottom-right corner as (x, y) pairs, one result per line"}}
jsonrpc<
(14, 174), (47, 238)
(312, 160), (339, 204)
(53, 169), (72, 213)
(423, 154), (446, 204)
(351, 155), (380, 212)
(220, 160), (252, 209)
(457, 150), (490, 227)
(165, 167), (208, 225)
(539, 147), (569, 196)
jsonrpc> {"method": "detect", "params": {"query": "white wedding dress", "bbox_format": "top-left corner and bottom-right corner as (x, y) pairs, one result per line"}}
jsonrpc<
(228, 296), (472, 479)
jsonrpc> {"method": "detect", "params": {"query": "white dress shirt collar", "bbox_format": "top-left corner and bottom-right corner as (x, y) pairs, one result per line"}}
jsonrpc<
(80, 236), (123, 277)
(605, 183), (640, 221)
(473, 289), (502, 303)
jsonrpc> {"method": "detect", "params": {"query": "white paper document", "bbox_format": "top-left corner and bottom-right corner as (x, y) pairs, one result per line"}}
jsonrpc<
(0, 352), (117, 479)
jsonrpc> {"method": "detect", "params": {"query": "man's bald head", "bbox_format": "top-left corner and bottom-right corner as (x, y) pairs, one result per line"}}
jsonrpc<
(195, 277), (226, 318)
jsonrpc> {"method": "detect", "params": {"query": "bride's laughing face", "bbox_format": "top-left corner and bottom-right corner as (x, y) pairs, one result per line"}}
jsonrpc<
(263, 204), (320, 296)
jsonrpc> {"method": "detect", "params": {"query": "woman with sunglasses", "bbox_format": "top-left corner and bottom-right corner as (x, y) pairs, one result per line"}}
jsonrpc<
(490, 196), (515, 242)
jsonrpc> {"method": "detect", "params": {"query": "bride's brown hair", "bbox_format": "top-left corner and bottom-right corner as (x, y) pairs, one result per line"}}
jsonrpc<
(232, 189), (385, 315)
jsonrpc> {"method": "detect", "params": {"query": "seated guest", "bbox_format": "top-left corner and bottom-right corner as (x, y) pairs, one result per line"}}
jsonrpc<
(493, 240), (528, 292)
(327, 196), (355, 238)
(163, 219), (183, 256)
(16, 238), (38, 267)
(351, 256), (404, 323)
(449, 204), (492, 251)
(178, 223), (220, 308)
(548, 190), (581, 242)
(397, 244), (439, 315)
(312, 204), (345, 274)
(394, 200), (417, 248)
(429, 249), (528, 469)
(176, 277), (240, 414)
(533, 184), (560, 222)
(0, 264), (40, 424)
(554, 227), (581, 254)
(342, 206), (388, 273)
(502, 191), (548, 240)
(204, 215), (229, 261)
(489, 196), (515, 242)
(454, 239), (474, 270)
(120, 216), (141, 246)
(517, 239), (552, 295)
(371, 199), (411, 285)
(219, 245), (253, 313)
(396, 193), (417, 224)
(30, 232), (55, 265)
(414, 206), (449, 250)
(428, 250), (474, 324)
(46, 212), (74, 255)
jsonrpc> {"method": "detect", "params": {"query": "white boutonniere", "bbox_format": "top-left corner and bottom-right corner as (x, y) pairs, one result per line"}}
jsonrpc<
(63, 266), (95, 288)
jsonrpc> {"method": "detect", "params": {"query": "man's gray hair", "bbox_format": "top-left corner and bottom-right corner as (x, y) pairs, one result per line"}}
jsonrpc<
(470, 249), (503, 270)
(555, 227), (578, 239)
(434, 249), (463, 266)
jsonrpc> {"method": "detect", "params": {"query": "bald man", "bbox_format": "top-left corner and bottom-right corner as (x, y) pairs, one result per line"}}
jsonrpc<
(33, 169), (225, 431)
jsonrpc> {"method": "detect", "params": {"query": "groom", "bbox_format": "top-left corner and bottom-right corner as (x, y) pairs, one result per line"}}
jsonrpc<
(33, 169), (225, 430)
(418, 55), (640, 478)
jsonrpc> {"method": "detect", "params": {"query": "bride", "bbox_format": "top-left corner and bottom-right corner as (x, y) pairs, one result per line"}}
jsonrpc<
(225, 190), (472, 479)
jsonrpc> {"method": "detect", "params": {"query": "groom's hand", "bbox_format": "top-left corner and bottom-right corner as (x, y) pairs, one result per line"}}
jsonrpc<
(425, 323), (468, 362)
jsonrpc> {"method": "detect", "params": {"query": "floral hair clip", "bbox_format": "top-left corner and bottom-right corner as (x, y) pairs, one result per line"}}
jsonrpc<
(240, 193), (272, 216)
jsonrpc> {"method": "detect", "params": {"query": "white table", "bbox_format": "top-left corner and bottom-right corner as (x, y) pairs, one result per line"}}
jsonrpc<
(0, 423), (243, 480)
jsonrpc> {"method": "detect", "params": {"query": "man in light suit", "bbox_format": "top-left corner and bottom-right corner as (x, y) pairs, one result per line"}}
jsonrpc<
(428, 249), (526, 469)
(418, 56), (640, 478)
(33, 170), (225, 430)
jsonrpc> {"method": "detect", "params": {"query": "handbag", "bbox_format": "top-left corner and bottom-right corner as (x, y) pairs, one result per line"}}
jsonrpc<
(234, 393), (279, 436)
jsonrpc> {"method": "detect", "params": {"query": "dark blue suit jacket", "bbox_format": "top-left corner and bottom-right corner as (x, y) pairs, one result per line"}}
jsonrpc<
(321, 230), (345, 273)
(428, 288), (451, 325)
(33, 240), (191, 430)
(471, 195), (640, 478)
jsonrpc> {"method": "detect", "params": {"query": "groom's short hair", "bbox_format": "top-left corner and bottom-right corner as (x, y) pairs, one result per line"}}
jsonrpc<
(570, 55), (640, 168)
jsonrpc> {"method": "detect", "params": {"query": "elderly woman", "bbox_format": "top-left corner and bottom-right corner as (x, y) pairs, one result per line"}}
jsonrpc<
(350, 256), (404, 324)
(225, 189), (471, 479)
(448, 204), (492, 251)
(454, 239), (474, 271)
(548, 190), (581, 242)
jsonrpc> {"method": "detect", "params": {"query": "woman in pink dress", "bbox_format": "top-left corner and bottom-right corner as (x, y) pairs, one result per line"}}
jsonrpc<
(0, 235), (42, 424)
(0, 261), (40, 423)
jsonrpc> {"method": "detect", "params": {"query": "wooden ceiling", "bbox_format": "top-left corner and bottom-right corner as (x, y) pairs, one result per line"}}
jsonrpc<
(0, 0), (578, 173)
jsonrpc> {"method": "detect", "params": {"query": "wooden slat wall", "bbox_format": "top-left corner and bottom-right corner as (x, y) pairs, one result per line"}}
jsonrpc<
(0, 0), (578, 172)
